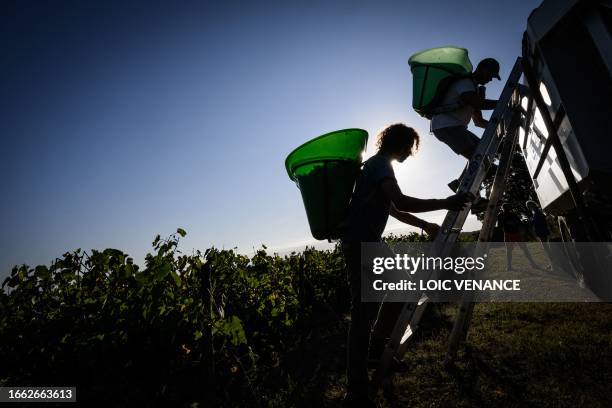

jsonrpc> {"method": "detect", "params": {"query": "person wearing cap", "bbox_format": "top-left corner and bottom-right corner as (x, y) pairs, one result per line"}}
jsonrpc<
(430, 58), (502, 194)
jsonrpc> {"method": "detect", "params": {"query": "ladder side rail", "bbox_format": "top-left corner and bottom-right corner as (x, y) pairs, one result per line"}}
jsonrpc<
(393, 294), (431, 360)
(444, 108), (523, 366)
(370, 299), (422, 391)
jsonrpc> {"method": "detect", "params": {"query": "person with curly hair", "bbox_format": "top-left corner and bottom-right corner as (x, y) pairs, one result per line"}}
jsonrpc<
(341, 123), (471, 407)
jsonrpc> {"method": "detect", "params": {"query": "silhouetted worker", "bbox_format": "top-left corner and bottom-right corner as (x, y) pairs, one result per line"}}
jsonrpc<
(340, 123), (471, 407)
(430, 58), (501, 208)
(526, 200), (554, 271)
(498, 203), (540, 271)
(526, 200), (550, 242)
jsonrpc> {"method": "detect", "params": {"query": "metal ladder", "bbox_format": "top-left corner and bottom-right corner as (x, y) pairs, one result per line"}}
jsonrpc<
(371, 57), (527, 390)
(443, 102), (526, 367)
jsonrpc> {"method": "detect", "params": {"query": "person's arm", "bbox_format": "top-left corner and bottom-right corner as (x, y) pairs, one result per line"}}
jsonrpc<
(390, 205), (440, 236)
(472, 110), (489, 128)
(459, 91), (497, 110)
(381, 179), (472, 213)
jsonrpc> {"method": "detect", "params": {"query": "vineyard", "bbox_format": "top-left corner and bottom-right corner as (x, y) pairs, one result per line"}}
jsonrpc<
(1, 230), (611, 407)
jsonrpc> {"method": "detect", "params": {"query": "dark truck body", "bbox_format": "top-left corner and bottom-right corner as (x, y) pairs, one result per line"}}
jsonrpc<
(520, 0), (612, 235)
(519, 0), (612, 297)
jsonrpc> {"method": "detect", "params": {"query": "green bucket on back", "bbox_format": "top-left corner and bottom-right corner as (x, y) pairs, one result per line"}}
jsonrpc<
(285, 129), (368, 241)
(409, 46), (473, 115)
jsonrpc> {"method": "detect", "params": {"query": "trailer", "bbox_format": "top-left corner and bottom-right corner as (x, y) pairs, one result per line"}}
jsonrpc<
(520, 0), (612, 291)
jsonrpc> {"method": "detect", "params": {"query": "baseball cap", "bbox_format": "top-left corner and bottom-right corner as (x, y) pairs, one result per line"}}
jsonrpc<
(478, 58), (501, 80)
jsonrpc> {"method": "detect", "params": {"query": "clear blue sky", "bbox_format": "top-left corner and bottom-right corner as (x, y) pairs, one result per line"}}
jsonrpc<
(1, 0), (541, 275)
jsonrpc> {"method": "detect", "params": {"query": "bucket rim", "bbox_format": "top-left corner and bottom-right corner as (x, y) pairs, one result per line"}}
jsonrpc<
(408, 45), (469, 67)
(285, 128), (368, 178)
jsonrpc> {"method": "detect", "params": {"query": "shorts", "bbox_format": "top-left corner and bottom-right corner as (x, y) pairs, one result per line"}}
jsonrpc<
(432, 126), (480, 158)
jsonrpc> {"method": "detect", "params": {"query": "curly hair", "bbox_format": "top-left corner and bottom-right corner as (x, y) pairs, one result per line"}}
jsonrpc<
(375, 123), (420, 155)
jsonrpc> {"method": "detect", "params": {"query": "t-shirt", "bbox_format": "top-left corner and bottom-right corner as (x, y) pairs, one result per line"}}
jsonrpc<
(431, 77), (477, 131)
(343, 154), (395, 244)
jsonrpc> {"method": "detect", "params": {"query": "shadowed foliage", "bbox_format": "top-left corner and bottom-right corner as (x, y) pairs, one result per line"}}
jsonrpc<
(1, 231), (610, 407)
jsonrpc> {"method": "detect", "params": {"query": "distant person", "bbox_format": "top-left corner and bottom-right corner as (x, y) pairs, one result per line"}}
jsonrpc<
(430, 58), (502, 211)
(341, 123), (472, 407)
(498, 203), (540, 271)
(526, 200), (550, 242)
(526, 200), (554, 270)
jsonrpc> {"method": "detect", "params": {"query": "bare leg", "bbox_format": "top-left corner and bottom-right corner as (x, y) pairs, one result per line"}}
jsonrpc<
(539, 237), (554, 270)
(454, 140), (477, 185)
(517, 241), (540, 269)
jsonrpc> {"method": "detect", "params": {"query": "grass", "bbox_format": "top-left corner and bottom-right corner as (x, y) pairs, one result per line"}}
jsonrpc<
(391, 303), (611, 408)
(307, 302), (612, 408)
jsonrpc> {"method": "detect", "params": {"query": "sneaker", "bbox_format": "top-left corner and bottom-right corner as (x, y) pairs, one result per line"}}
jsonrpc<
(447, 179), (460, 193)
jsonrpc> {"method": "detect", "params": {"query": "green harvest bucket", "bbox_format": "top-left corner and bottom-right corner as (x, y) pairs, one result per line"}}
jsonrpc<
(285, 129), (368, 241)
(408, 46), (472, 114)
